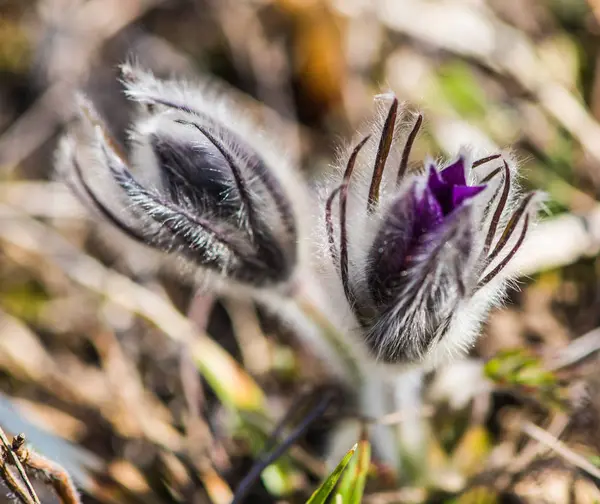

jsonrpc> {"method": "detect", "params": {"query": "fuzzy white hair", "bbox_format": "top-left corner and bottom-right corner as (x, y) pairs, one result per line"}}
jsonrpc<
(310, 94), (542, 370)
(56, 64), (311, 296)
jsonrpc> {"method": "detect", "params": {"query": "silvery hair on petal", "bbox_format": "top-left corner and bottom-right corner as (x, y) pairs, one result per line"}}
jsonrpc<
(55, 64), (308, 293)
(312, 94), (542, 369)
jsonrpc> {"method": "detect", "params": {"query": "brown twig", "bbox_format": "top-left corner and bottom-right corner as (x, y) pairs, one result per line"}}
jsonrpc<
(521, 420), (600, 480)
(0, 428), (40, 504)
(11, 435), (81, 504)
(0, 454), (35, 504)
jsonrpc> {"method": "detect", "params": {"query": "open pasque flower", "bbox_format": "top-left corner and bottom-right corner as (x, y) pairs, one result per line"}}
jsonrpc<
(317, 97), (540, 367)
(56, 65), (302, 290)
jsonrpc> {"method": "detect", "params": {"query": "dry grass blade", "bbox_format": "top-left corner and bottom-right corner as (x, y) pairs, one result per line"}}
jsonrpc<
(546, 327), (600, 371)
(377, 0), (600, 171)
(521, 421), (600, 480)
(0, 205), (266, 413)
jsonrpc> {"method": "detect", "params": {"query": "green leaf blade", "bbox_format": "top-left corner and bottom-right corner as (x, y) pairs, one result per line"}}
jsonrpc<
(306, 444), (357, 504)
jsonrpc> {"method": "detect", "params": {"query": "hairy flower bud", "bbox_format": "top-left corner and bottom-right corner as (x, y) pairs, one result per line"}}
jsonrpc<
(316, 96), (541, 367)
(56, 65), (303, 290)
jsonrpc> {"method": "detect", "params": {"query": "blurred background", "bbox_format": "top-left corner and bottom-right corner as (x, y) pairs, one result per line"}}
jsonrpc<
(1, 0), (600, 502)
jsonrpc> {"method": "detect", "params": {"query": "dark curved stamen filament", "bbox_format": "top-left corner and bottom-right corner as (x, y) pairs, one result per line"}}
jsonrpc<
(250, 155), (298, 243)
(478, 214), (529, 288)
(397, 113), (423, 185)
(78, 102), (130, 162)
(473, 153), (501, 168)
(176, 119), (257, 234)
(132, 95), (199, 116)
(480, 166), (503, 184)
(325, 186), (342, 268)
(99, 142), (241, 268)
(485, 192), (535, 266)
(340, 136), (371, 306)
(483, 161), (511, 256)
(368, 98), (398, 212)
(70, 156), (149, 244)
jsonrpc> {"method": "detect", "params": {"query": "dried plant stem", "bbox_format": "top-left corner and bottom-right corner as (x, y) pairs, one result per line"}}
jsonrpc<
(506, 414), (569, 479)
(546, 326), (600, 371)
(12, 437), (81, 504)
(521, 420), (600, 480)
(0, 205), (266, 413)
(0, 459), (35, 504)
(0, 428), (39, 504)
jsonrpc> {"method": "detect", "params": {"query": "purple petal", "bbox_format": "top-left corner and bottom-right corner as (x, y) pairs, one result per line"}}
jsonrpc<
(426, 165), (454, 215)
(417, 184), (444, 233)
(427, 164), (445, 194)
(368, 186), (418, 304)
(440, 157), (467, 186)
(452, 184), (485, 208)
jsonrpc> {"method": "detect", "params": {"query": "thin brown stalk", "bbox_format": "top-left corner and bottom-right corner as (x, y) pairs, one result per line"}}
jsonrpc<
(0, 455), (35, 504)
(0, 428), (39, 504)
(12, 437), (81, 504)
(480, 166), (503, 184)
(486, 193), (535, 266)
(521, 420), (600, 480)
(472, 153), (501, 168)
(479, 214), (530, 288)
(368, 99), (398, 212)
(325, 186), (342, 268)
(397, 114), (423, 184)
(483, 161), (511, 256)
(340, 136), (370, 307)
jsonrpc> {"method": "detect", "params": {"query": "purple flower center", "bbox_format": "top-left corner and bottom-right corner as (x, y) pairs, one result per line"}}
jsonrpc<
(368, 157), (485, 306)
(415, 157), (485, 234)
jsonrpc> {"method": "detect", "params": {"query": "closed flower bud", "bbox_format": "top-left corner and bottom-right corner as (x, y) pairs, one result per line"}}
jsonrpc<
(56, 65), (303, 290)
(316, 95), (541, 367)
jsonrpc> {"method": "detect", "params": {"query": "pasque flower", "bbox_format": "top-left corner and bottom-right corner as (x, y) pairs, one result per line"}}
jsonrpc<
(318, 97), (540, 366)
(56, 65), (302, 290)
(53, 66), (543, 486)
(56, 65), (539, 372)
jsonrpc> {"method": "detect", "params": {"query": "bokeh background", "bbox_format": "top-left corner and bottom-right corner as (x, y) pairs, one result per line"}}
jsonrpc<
(1, 0), (600, 502)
